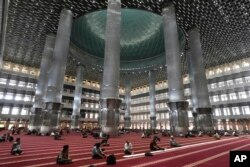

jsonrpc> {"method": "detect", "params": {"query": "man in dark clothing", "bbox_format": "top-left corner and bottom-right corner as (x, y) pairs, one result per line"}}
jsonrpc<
(92, 143), (106, 159)
(150, 140), (164, 151)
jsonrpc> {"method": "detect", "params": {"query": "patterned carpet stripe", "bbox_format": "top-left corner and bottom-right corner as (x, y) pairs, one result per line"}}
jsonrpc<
(127, 139), (249, 167)
(24, 138), (225, 167)
(183, 143), (250, 167)
(86, 138), (247, 167)
(0, 138), (221, 160)
(26, 139), (249, 167)
(0, 132), (247, 167)
(131, 140), (250, 167)
(0, 137), (216, 155)
(154, 141), (250, 167)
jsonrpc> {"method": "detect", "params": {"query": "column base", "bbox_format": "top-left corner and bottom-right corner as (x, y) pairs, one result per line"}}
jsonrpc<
(29, 108), (43, 131)
(40, 126), (57, 135)
(102, 126), (119, 137)
(124, 117), (131, 129)
(150, 116), (157, 129)
(40, 102), (62, 134)
(196, 107), (214, 132)
(5, 119), (10, 130)
(28, 125), (41, 132)
(231, 119), (237, 130)
(71, 115), (80, 129)
(99, 98), (121, 137)
(168, 101), (189, 136)
(192, 112), (198, 131)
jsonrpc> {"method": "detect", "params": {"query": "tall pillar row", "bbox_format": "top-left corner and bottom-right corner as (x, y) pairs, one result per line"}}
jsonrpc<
(162, 3), (189, 135)
(187, 28), (214, 132)
(26, 1), (216, 135)
(99, 0), (122, 137)
(29, 34), (55, 131)
(71, 65), (84, 129)
(40, 9), (73, 134)
(149, 70), (157, 130)
(124, 75), (131, 129)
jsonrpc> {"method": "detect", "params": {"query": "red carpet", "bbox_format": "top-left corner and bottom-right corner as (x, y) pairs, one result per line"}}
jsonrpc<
(0, 131), (249, 167)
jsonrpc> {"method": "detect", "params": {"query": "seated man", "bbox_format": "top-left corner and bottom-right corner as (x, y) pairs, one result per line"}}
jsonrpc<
(31, 129), (37, 135)
(198, 130), (203, 137)
(54, 132), (63, 140)
(0, 134), (6, 142)
(169, 136), (181, 147)
(145, 131), (151, 138)
(214, 132), (221, 140)
(11, 138), (22, 155)
(92, 143), (106, 159)
(150, 139), (164, 151)
(6, 133), (14, 142)
(162, 131), (167, 137)
(50, 131), (55, 136)
(207, 131), (213, 137)
(141, 132), (145, 138)
(26, 130), (32, 135)
(82, 131), (88, 138)
(56, 145), (72, 164)
(93, 132), (100, 139)
(124, 140), (133, 155)
(185, 131), (195, 138)
(232, 130), (239, 137)
(224, 131), (230, 136)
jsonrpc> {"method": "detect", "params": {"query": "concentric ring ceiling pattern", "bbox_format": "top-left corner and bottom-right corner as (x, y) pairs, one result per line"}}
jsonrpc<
(71, 9), (164, 61)
(70, 9), (185, 71)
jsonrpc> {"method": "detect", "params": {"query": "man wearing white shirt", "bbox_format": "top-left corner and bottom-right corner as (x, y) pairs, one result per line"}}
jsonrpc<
(124, 140), (133, 155)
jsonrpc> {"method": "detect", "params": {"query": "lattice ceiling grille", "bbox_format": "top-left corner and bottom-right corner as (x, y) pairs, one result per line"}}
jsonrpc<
(2, 0), (250, 88)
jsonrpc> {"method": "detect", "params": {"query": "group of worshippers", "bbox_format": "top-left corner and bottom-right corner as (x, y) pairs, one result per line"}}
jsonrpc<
(2, 131), (182, 165)
(2, 127), (242, 166)
(0, 133), (21, 155)
(55, 129), (239, 165)
(0, 133), (14, 142)
(0, 136), (24, 156)
(91, 133), (182, 161)
(149, 135), (181, 151)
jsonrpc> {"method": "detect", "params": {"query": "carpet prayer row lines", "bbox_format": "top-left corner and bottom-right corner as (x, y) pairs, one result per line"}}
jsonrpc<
(0, 137), (224, 160)
(0, 133), (249, 167)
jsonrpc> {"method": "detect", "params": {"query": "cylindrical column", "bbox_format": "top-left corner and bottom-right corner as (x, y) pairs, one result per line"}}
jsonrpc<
(29, 34), (55, 131)
(100, 0), (121, 99)
(5, 118), (10, 130)
(192, 112), (198, 130)
(187, 28), (213, 132)
(162, 4), (184, 101)
(124, 75), (131, 129)
(34, 34), (56, 108)
(41, 9), (73, 134)
(162, 3), (189, 136)
(149, 71), (156, 129)
(0, 0), (9, 68)
(242, 120), (247, 131)
(46, 9), (73, 103)
(99, 0), (121, 137)
(71, 65), (84, 129)
(222, 120), (227, 130)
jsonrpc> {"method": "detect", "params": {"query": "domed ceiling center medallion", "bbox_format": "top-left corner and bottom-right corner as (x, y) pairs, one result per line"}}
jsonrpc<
(70, 8), (185, 72)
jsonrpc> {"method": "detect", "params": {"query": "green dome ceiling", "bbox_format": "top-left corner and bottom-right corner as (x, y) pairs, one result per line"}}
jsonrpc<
(70, 9), (185, 70)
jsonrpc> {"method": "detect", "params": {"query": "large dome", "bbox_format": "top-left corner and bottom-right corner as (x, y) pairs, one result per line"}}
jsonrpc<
(70, 8), (185, 71)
